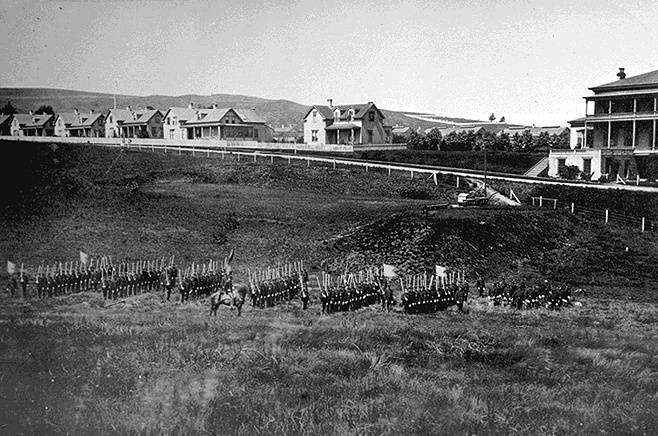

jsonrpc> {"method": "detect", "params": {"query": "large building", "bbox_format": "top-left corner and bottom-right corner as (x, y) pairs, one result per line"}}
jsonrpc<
(105, 107), (164, 138)
(10, 112), (55, 136)
(549, 68), (658, 180)
(303, 100), (392, 145)
(161, 104), (273, 141)
(54, 109), (105, 137)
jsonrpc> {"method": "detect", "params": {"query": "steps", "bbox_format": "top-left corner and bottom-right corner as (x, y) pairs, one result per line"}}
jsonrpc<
(524, 156), (549, 177)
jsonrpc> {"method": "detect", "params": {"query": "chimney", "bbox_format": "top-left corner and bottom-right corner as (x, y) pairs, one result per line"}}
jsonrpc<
(327, 98), (333, 107)
(188, 102), (194, 109)
(212, 103), (217, 109)
(617, 67), (626, 80)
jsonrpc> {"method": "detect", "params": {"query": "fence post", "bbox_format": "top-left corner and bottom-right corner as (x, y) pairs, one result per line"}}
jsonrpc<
(410, 170), (414, 179)
(365, 164), (368, 172)
(388, 167), (391, 176)
(178, 145), (181, 155)
(333, 159), (336, 169)
(456, 176), (460, 188)
(605, 209), (609, 223)
(637, 175), (640, 186)
(238, 153), (240, 161)
(270, 155), (273, 163)
(553, 199), (557, 210)
(207, 149), (210, 157)
(164, 144), (168, 154)
(151, 144), (154, 152)
(571, 203), (575, 214)
(288, 156), (291, 165)
(641, 217), (645, 232)
(433, 172), (438, 185)
(307, 158), (310, 167)
(539, 196), (543, 207)
(253, 152), (257, 162)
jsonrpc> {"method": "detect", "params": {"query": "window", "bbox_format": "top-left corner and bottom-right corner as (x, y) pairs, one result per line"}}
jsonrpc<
(334, 109), (340, 122)
(169, 130), (174, 139)
(583, 158), (591, 174)
(254, 128), (259, 138)
(369, 111), (375, 121)
(312, 110), (317, 119)
(558, 159), (566, 172)
(311, 130), (318, 142)
(367, 129), (374, 143)
(109, 115), (113, 123)
(348, 109), (354, 121)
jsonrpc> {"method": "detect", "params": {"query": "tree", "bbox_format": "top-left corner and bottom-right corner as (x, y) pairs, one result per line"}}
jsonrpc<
(406, 131), (426, 150)
(499, 116), (506, 123)
(425, 129), (443, 150)
(488, 113), (496, 122)
(1, 101), (16, 115)
(36, 105), (54, 115)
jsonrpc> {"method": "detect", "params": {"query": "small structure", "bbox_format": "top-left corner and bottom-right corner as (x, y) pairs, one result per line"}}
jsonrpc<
(54, 109), (105, 137)
(10, 112), (55, 136)
(303, 100), (392, 145)
(105, 107), (164, 138)
(273, 124), (302, 143)
(549, 67), (658, 181)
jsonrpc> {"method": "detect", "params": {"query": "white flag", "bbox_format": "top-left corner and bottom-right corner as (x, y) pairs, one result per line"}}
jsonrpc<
(435, 265), (447, 279)
(79, 250), (90, 265)
(7, 261), (16, 275)
(382, 263), (398, 279)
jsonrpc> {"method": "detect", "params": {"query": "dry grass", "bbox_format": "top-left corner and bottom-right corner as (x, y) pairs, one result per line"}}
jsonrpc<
(0, 142), (657, 434)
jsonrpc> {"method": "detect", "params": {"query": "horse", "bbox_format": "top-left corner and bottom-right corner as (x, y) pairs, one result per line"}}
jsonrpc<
(209, 283), (248, 317)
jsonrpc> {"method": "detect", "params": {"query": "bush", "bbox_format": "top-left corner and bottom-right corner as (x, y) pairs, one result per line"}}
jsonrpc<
(559, 165), (581, 180)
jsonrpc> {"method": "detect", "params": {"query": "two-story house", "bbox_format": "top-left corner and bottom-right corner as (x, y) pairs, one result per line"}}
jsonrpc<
(11, 112), (56, 136)
(105, 107), (164, 138)
(549, 68), (658, 180)
(161, 104), (272, 141)
(303, 100), (392, 146)
(54, 109), (105, 137)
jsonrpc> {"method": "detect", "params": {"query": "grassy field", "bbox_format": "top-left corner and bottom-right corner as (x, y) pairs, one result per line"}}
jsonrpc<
(1, 142), (657, 434)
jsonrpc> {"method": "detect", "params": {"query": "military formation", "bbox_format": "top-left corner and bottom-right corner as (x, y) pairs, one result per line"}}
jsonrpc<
(487, 279), (572, 310)
(318, 267), (385, 314)
(5, 254), (579, 315)
(249, 261), (308, 309)
(400, 271), (469, 314)
(177, 259), (230, 302)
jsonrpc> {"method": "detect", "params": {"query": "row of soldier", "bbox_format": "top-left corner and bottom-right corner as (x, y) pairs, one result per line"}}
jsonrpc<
(487, 279), (572, 310)
(178, 260), (230, 302)
(248, 261), (308, 309)
(401, 271), (469, 314)
(318, 267), (386, 314)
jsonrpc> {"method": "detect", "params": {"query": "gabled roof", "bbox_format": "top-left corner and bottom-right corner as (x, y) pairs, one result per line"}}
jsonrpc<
(233, 108), (266, 124)
(162, 107), (200, 122)
(393, 126), (412, 134)
(13, 113), (54, 128)
(121, 109), (162, 126)
(0, 114), (13, 126)
(182, 108), (232, 125)
(304, 102), (385, 121)
(57, 112), (104, 128)
(591, 69), (658, 92)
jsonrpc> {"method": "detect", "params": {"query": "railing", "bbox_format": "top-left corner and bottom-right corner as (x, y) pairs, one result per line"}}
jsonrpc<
(530, 196), (654, 232)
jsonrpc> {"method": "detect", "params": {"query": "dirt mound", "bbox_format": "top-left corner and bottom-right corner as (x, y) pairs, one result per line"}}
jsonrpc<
(324, 209), (579, 278)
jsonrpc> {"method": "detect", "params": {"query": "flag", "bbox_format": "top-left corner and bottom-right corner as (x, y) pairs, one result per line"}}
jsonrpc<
(435, 265), (447, 279)
(7, 261), (16, 275)
(79, 250), (90, 265)
(382, 263), (398, 279)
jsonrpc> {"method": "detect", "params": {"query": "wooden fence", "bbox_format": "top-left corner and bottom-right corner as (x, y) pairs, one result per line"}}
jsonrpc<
(531, 196), (654, 232)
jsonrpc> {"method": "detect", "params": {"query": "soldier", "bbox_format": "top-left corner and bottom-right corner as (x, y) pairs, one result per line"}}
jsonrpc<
(20, 273), (29, 299)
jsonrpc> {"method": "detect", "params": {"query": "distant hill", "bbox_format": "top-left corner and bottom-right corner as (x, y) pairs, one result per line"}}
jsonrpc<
(0, 87), (497, 130)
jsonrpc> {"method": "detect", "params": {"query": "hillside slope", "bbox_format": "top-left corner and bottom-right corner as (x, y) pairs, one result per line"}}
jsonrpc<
(0, 87), (491, 131)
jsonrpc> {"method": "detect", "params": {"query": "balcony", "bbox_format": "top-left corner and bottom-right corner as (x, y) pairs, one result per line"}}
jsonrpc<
(586, 111), (658, 122)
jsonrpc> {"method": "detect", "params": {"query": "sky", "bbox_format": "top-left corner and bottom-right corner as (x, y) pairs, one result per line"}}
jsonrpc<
(1, 0), (658, 125)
